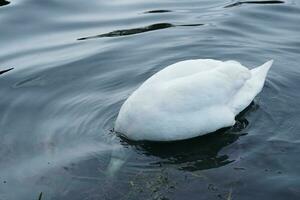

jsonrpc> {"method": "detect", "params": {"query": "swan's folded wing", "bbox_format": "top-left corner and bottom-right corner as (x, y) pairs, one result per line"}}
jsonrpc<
(147, 59), (222, 83)
(158, 63), (251, 112)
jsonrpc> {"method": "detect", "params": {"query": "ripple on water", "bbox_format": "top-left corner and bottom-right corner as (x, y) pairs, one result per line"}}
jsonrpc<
(143, 9), (173, 14)
(0, 0), (9, 7)
(224, 0), (285, 8)
(1, 0), (300, 199)
(0, 67), (13, 75)
(78, 22), (203, 40)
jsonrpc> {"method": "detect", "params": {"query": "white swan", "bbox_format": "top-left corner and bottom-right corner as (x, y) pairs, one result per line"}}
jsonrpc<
(115, 59), (273, 141)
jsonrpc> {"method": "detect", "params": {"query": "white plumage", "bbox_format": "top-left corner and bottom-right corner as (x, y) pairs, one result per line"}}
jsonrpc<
(115, 59), (273, 141)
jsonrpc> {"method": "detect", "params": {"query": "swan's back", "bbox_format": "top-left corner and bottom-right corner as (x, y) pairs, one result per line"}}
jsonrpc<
(115, 59), (273, 141)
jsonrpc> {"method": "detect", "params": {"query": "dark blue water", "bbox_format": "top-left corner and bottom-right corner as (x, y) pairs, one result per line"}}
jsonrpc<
(1, 0), (300, 199)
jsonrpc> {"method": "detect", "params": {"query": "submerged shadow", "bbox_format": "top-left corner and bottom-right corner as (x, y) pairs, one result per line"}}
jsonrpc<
(120, 102), (256, 171)
(0, 0), (10, 7)
(78, 23), (203, 40)
(127, 131), (246, 171)
(0, 68), (13, 75)
(225, 0), (284, 8)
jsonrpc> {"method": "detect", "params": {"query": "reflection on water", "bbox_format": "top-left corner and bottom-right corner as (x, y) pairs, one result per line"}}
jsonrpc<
(78, 23), (203, 40)
(225, 0), (285, 8)
(14, 76), (43, 88)
(0, 67), (13, 75)
(0, 0), (9, 7)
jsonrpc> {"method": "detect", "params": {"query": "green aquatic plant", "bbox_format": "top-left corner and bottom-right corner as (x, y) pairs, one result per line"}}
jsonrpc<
(124, 169), (177, 200)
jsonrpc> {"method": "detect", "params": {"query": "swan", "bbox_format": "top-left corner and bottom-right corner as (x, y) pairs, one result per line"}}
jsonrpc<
(115, 59), (273, 141)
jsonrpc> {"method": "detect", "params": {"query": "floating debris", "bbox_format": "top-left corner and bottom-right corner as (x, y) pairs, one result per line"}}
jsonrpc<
(78, 23), (203, 40)
(225, 0), (284, 8)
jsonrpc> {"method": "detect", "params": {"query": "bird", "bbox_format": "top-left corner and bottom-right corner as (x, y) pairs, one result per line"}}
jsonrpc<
(114, 59), (273, 141)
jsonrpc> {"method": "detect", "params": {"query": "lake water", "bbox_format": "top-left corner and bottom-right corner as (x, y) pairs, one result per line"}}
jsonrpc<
(1, 0), (300, 199)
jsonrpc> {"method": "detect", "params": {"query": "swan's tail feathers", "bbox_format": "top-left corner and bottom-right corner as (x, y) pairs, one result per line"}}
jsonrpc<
(251, 59), (273, 79)
(229, 60), (273, 115)
(249, 59), (273, 93)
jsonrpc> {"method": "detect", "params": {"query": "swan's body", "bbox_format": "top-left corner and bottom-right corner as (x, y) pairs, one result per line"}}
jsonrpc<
(115, 59), (273, 141)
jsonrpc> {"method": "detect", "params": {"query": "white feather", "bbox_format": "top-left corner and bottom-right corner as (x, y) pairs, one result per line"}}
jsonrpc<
(115, 59), (273, 141)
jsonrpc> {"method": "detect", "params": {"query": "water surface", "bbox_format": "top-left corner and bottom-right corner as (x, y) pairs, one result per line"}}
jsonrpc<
(1, 0), (300, 199)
